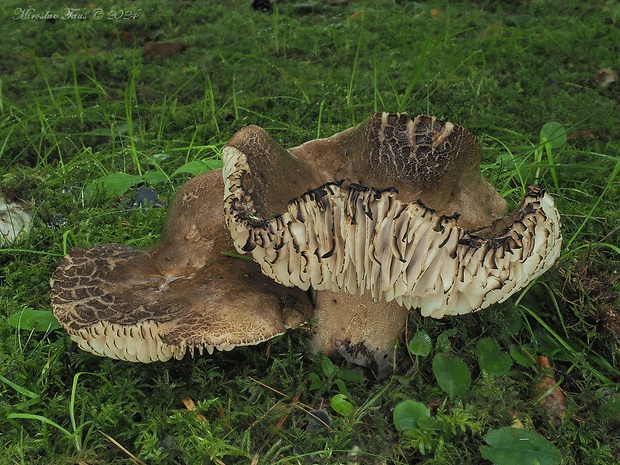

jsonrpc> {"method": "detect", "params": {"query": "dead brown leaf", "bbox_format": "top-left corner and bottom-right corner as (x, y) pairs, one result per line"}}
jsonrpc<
(181, 395), (206, 422)
(142, 42), (189, 58)
(534, 355), (566, 425)
(117, 30), (136, 46)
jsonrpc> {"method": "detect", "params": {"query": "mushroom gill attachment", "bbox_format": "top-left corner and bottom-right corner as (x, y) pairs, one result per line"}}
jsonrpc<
(222, 112), (562, 320)
(51, 169), (313, 362)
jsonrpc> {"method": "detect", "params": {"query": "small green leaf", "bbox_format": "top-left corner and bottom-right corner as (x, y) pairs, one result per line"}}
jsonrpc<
(393, 400), (430, 433)
(202, 158), (224, 169)
(392, 400), (439, 433)
(307, 373), (325, 391)
(417, 415), (440, 430)
(84, 172), (143, 203)
(321, 355), (338, 378)
(330, 394), (354, 417)
(435, 328), (458, 353)
(334, 379), (352, 398)
(142, 170), (168, 185)
(171, 159), (222, 177)
(8, 309), (62, 332)
(335, 368), (365, 384)
(540, 122), (566, 149)
(145, 153), (170, 165)
(510, 344), (537, 368)
(480, 427), (561, 465)
(432, 354), (471, 397)
(408, 330), (432, 357)
(476, 338), (513, 376)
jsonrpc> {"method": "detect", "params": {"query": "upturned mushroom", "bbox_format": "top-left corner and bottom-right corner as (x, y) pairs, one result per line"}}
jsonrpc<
(51, 169), (313, 362)
(222, 112), (562, 364)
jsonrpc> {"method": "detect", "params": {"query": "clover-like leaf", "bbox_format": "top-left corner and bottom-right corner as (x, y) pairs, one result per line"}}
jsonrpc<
(540, 122), (566, 149)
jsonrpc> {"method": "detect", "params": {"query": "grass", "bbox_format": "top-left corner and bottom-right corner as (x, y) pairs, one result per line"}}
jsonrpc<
(1, 0), (619, 463)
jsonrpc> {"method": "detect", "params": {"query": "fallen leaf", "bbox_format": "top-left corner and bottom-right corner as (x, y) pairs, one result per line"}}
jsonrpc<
(428, 397), (443, 411)
(117, 30), (136, 46)
(181, 396), (196, 411)
(142, 42), (189, 58)
(487, 20), (503, 31)
(567, 129), (594, 141)
(534, 355), (566, 425)
(181, 396), (206, 422)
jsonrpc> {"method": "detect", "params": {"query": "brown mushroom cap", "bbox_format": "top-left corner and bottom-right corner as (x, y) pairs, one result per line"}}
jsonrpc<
(51, 169), (313, 362)
(223, 112), (562, 319)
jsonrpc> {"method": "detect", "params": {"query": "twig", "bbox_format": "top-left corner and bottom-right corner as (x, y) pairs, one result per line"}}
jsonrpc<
(101, 431), (148, 465)
(248, 376), (331, 429)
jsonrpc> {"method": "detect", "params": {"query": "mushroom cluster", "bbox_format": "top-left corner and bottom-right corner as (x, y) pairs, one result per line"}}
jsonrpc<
(51, 113), (562, 376)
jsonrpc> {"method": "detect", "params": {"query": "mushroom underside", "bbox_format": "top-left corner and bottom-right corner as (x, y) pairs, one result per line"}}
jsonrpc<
(223, 112), (562, 320)
(50, 169), (313, 363)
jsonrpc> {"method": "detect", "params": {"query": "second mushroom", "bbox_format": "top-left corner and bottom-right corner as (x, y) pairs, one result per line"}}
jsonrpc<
(222, 112), (562, 373)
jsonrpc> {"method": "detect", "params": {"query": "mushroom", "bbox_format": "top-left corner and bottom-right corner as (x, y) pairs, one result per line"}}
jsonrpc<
(0, 193), (33, 246)
(50, 169), (313, 362)
(222, 112), (562, 362)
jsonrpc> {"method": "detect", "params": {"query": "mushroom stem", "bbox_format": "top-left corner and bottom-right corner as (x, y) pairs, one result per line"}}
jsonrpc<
(311, 291), (409, 378)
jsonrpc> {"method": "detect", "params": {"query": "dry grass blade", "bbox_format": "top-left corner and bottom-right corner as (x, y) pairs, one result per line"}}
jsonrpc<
(100, 431), (148, 465)
(248, 376), (332, 430)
